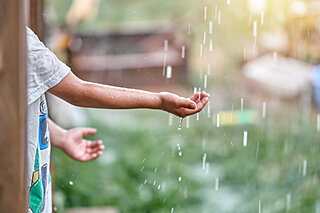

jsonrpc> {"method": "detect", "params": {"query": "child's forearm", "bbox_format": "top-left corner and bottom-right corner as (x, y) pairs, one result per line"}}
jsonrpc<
(48, 119), (67, 149)
(49, 72), (208, 117)
(50, 72), (163, 110)
(75, 81), (162, 109)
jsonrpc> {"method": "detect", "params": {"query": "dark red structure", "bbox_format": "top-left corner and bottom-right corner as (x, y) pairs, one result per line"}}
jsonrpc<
(67, 29), (188, 89)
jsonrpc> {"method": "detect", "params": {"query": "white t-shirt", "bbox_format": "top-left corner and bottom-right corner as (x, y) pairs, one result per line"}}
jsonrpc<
(26, 27), (70, 213)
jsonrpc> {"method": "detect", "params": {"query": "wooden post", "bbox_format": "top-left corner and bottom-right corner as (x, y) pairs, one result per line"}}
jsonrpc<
(0, 0), (27, 212)
(29, 0), (44, 41)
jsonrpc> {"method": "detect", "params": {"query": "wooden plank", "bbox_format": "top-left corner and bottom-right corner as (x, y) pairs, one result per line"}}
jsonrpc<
(0, 0), (27, 212)
(29, 0), (44, 41)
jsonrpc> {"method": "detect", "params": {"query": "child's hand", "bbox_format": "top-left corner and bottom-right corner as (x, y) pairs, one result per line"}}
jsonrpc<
(160, 91), (210, 118)
(61, 128), (104, 162)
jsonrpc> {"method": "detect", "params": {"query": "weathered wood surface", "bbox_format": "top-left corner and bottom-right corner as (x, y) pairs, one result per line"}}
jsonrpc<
(0, 0), (27, 212)
(29, 0), (44, 41)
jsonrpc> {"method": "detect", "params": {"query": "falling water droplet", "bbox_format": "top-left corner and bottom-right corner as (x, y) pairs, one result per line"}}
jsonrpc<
(255, 141), (260, 161)
(241, 98), (244, 112)
(69, 181), (74, 186)
(215, 178), (219, 191)
(193, 87), (197, 94)
(162, 54), (167, 76)
(217, 113), (220, 128)
(286, 193), (291, 210)
(209, 21), (213, 34)
(262, 102), (266, 119)
(214, 4), (218, 18)
(253, 21), (257, 37)
(204, 6), (207, 20)
(258, 200), (261, 213)
(218, 11), (221, 24)
(166, 66), (172, 79)
(303, 160), (307, 176)
(178, 117), (183, 131)
(164, 40), (168, 51)
(202, 153), (207, 170)
(181, 46), (185, 58)
(243, 131), (248, 147)
(186, 116), (190, 128)
(261, 11), (264, 25)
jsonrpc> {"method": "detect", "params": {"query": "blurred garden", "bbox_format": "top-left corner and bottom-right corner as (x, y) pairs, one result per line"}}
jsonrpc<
(44, 0), (320, 212)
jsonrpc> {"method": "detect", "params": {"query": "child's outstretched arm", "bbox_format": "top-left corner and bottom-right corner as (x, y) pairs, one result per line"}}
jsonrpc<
(49, 119), (104, 162)
(48, 72), (210, 117)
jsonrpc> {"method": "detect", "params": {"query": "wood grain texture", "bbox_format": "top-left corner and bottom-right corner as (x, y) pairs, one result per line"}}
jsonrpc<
(0, 0), (27, 212)
(29, 0), (44, 41)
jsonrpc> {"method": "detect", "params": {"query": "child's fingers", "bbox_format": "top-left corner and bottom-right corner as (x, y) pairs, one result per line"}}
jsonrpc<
(89, 151), (103, 161)
(200, 91), (210, 100)
(178, 98), (196, 109)
(190, 93), (200, 102)
(85, 140), (103, 148)
(81, 150), (103, 162)
(197, 97), (209, 110)
(87, 145), (105, 154)
(180, 96), (209, 116)
(79, 128), (97, 137)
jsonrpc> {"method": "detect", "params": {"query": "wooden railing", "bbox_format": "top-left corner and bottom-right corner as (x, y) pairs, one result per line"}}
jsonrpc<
(0, 0), (28, 212)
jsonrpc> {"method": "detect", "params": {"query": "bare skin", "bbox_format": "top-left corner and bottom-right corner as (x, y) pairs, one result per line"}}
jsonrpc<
(48, 71), (210, 160)
(49, 119), (104, 162)
(49, 72), (210, 118)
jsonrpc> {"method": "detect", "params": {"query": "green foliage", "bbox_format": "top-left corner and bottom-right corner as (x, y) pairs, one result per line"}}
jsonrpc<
(52, 109), (320, 213)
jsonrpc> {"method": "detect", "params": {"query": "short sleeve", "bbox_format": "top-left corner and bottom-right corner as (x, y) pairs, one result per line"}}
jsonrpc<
(26, 27), (70, 105)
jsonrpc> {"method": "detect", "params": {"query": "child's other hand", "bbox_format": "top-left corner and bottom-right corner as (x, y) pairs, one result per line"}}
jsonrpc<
(160, 91), (210, 118)
(61, 128), (104, 162)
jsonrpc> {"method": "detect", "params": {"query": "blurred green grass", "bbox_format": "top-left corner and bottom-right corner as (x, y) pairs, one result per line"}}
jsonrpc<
(52, 108), (320, 213)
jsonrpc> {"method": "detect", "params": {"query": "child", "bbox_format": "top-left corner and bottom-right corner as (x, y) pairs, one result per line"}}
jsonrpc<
(26, 27), (209, 213)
